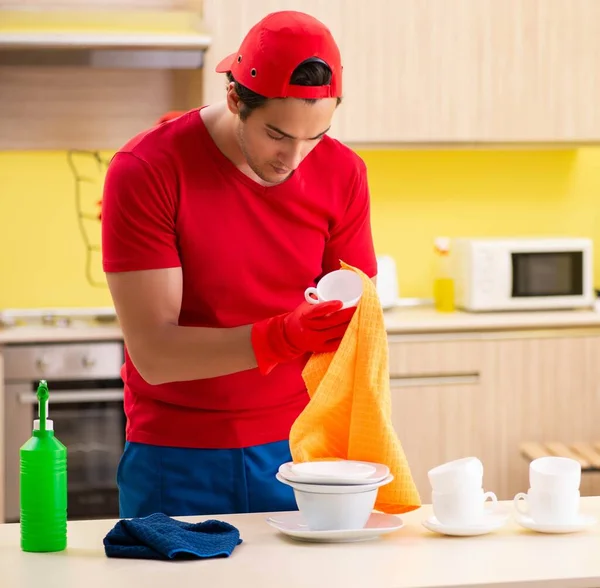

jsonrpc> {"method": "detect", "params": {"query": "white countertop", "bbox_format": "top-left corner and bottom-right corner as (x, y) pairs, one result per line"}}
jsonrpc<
(383, 306), (600, 334)
(1, 307), (600, 345)
(0, 322), (123, 344)
(2, 498), (600, 588)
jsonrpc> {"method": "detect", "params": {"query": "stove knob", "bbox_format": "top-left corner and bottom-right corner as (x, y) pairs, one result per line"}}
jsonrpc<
(82, 355), (96, 368)
(35, 357), (49, 372)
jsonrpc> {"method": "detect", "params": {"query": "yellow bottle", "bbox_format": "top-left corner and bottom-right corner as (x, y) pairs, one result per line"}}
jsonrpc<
(433, 237), (455, 313)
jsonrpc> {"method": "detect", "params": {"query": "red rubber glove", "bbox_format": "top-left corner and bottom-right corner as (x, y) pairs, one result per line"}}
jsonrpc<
(251, 300), (356, 375)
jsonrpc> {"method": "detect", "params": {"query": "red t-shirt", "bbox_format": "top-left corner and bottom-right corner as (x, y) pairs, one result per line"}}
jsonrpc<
(101, 108), (377, 449)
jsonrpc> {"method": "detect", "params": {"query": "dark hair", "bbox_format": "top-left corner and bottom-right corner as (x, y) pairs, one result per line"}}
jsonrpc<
(226, 59), (342, 121)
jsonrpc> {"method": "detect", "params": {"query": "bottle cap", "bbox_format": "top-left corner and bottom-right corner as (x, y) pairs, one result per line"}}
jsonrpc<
(33, 419), (54, 431)
(434, 237), (451, 253)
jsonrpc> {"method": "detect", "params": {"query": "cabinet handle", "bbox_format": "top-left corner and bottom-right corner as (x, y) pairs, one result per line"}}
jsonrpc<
(390, 373), (480, 388)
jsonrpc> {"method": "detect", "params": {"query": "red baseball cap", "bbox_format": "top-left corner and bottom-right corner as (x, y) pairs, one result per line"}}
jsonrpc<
(215, 10), (342, 99)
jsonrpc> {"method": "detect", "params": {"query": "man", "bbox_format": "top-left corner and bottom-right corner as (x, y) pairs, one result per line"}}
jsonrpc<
(101, 10), (378, 518)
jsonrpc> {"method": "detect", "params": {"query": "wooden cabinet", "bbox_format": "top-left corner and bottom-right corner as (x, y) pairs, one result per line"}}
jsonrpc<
(473, 0), (600, 143)
(390, 379), (488, 503)
(201, 0), (600, 144)
(388, 337), (499, 501)
(0, 0), (209, 150)
(388, 331), (600, 502)
(487, 334), (600, 499)
(4, 0), (599, 148)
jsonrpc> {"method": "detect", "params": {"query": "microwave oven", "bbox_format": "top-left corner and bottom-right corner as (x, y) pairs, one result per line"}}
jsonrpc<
(451, 237), (595, 312)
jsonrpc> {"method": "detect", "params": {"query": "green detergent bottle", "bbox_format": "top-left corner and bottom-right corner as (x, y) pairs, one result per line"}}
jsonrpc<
(20, 379), (67, 552)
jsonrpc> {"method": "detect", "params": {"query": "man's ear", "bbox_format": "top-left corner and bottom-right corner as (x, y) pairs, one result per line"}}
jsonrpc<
(226, 82), (243, 116)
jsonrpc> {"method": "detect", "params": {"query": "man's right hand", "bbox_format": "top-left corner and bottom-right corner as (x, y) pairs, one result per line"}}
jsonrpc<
(251, 300), (355, 375)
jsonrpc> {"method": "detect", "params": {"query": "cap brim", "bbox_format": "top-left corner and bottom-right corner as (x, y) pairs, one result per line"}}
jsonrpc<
(215, 52), (236, 73)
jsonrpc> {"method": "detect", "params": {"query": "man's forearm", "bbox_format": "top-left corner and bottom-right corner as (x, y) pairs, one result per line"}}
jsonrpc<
(126, 323), (257, 385)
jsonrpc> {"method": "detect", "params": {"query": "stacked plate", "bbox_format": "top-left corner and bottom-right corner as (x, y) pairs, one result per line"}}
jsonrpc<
(275, 459), (394, 533)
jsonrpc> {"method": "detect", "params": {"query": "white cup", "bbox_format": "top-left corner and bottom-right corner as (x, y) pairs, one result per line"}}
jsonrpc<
(432, 487), (498, 526)
(428, 457), (484, 494)
(514, 487), (580, 525)
(304, 269), (363, 309)
(529, 456), (581, 493)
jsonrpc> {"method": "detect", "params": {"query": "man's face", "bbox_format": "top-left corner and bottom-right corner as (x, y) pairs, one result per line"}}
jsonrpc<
(235, 95), (337, 185)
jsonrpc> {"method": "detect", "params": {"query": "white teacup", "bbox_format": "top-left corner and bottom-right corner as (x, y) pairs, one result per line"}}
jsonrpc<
(514, 488), (580, 525)
(529, 456), (581, 493)
(304, 269), (363, 309)
(428, 457), (484, 494)
(432, 488), (498, 526)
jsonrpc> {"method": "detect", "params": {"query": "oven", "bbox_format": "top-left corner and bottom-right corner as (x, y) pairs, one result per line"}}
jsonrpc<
(3, 341), (125, 522)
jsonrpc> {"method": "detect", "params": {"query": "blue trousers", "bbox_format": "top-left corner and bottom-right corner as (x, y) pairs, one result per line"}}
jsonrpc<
(117, 440), (298, 518)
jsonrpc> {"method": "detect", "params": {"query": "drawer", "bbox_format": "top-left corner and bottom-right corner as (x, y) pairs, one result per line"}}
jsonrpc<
(4, 342), (124, 381)
(388, 339), (483, 378)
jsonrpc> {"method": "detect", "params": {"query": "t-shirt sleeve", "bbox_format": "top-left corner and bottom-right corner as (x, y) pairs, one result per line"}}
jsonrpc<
(321, 157), (378, 278)
(101, 152), (181, 273)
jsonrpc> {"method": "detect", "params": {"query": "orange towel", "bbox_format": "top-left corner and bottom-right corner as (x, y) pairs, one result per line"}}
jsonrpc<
(289, 261), (421, 514)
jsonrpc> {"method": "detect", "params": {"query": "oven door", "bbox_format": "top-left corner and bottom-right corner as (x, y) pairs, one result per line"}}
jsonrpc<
(5, 380), (125, 522)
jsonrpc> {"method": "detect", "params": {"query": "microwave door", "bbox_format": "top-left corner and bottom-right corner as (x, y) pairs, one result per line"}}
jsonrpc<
(511, 251), (584, 298)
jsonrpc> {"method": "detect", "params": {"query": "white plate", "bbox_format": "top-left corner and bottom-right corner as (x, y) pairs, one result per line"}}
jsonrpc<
(422, 512), (509, 537)
(266, 511), (404, 543)
(276, 472), (394, 494)
(290, 460), (376, 480)
(515, 513), (597, 534)
(278, 461), (390, 485)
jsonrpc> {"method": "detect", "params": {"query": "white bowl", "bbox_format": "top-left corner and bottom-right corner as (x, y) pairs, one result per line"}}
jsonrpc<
(275, 472), (394, 531)
(293, 486), (378, 531)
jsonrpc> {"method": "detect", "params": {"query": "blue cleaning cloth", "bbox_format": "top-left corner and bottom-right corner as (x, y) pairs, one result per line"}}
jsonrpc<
(103, 512), (242, 560)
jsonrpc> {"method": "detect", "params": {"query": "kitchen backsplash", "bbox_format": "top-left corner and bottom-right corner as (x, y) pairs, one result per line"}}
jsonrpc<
(361, 148), (600, 299)
(0, 148), (599, 308)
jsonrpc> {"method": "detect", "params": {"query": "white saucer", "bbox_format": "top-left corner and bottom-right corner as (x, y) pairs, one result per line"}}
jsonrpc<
(276, 472), (394, 494)
(422, 512), (509, 537)
(266, 511), (404, 543)
(515, 513), (598, 534)
(278, 461), (390, 485)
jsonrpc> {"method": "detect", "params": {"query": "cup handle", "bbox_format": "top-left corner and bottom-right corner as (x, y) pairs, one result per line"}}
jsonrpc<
(304, 287), (320, 305)
(513, 492), (529, 516)
(483, 491), (498, 512)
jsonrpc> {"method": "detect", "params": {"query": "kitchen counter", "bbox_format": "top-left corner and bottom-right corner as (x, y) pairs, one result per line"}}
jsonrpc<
(1, 307), (600, 345)
(0, 323), (123, 344)
(2, 498), (600, 588)
(383, 305), (600, 335)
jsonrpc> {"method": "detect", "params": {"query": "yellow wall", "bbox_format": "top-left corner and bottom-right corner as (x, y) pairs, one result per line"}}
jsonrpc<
(0, 150), (113, 309)
(1, 148), (599, 309)
(359, 148), (600, 298)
